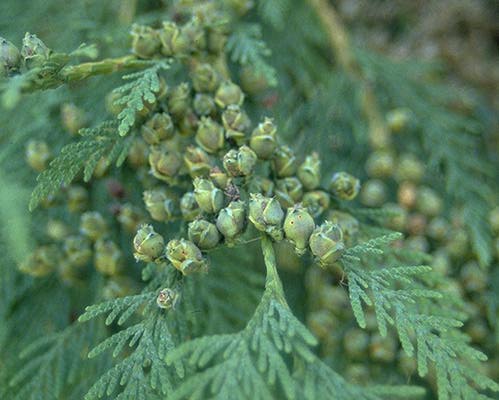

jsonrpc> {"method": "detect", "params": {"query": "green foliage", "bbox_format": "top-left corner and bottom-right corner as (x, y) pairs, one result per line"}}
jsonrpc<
(78, 267), (185, 400)
(7, 322), (98, 400)
(257, 0), (291, 31)
(341, 235), (499, 400)
(357, 51), (496, 266)
(227, 24), (277, 86)
(166, 237), (420, 400)
(0, 1), (498, 400)
(29, 120), (130, 210)
(0, 43), (98, 109)
(113, 63), (169, 136)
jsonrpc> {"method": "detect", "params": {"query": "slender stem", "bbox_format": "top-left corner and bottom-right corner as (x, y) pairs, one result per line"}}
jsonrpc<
(307, 0), (391, 149)
(260, 235), (287, 305)
(60, 56), (154, 82)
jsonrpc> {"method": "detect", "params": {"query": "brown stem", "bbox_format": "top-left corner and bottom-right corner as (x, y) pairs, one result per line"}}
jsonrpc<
(307, 0), (391, 149)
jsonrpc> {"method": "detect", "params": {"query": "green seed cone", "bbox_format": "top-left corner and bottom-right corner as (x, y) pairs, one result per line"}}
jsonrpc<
(216, 200), (246, 244)
(248, 193), (284, 241)
(272, 146), (297, 178)
(297, 152), (321, 190)
(309, 221), (345, 267)
(133, 224), (164, 263)
(193, 177), (224, 214)
(130, 24), (160, 59)
(249, 117), (277, 160)
(80, 211), (108, 241)
(284, 205), (315, 255)
(215, 80), (244, 108)
(188, 219), (221, 250)
(196, 117), (225, 153)
(63, 235), (92, 267)
(94, 239), (123, 276)
(184, 145), (213, 178)
(166, 238), (207, 275)
(141, 113), (174, 145)
(329, 172), (360, 201)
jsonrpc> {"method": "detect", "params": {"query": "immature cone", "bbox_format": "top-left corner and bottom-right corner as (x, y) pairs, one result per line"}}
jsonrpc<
(297, 152), (321, 190)
(63, 235), (92, 267)
(395, 154), (424, 183)
(329, 172), (360, 201)
(222, 105), (251, 132)
(133, 224), (164, 262)
(216, 200), (246, 245)
(302, 191), (330, 218)
(365, 150), (395, 178)
(67, 185), (88, 213)
(141, 113), (174, 145)
(25, 139), (51, 172)
(222, 105), (251, 145)
(61, 103), (87, 135)
(248, 193), (284, 241)
(397, 181), (417, 209)
(193, 93), (216, 116)
(386, 108), (412, 133)
(309, 221), (345, 267)
(130, 24), (160, 59)
(426, 217), (450, 242)
(275, 177), (303, 208)
(18, 245), (59, 277)
(0, 37), (21, 75)
(249, 117), (277, 160)
(156, 288), (180, 310)
(178, 108), (199, 136)
(382, 203), (407, 232)
(196, 117), (225, 153)
(223, 146), (257, 177)
(80, 211), (107, 241)
(327, 211), (359, 245)
(188, 219), (221, 250)
(416, 187), (442, 217)
(127, 138), (149, 168)
(369, 333), (397, 363)
(207, 22), (229, 54)
(191, 63), (220, 93)
(284, 205), (316, 255)
(94, 239), (122, 276)
(209, 167), (229, 189)
(117, 203), (145, 233)
(240, 66), (270, 95)
(180, 191), (201, 221)
(148, 145), (182, 183)
(168, 83), (191, 118)
(166, 239), (207, 275)
(21, 32), (50, 69)
(143, 189), (176, 222)
(193, 177), (224, 214)
(343, 328), (370, 360)
(250, 176), (274, 197)
(159, 22), (188, 56)
(215, 81), (244, 108)
(181, 17), (206, 52)
(272, 146), (297, 178)
(184, 146), (212, 178)
(360, 179), (387, 207)
(46, 219), (70, 242)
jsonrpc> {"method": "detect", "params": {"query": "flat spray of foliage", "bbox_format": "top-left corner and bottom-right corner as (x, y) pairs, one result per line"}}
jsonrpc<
(0, 1), (497, 400)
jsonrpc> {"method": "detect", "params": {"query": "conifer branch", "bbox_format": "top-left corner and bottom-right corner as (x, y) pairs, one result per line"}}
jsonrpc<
(307, 0), (390, 148)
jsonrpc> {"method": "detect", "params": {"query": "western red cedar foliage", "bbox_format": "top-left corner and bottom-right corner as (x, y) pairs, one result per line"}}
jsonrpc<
(0, 1), (498, 399)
